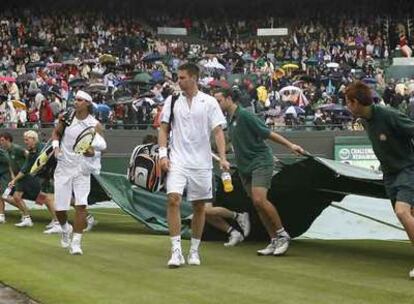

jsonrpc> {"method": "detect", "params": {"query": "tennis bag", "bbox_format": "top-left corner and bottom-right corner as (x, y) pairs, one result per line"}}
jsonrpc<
(127, 143), (164, 192)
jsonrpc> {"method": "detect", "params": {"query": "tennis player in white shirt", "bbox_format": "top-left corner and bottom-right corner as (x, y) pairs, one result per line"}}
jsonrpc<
(159, 63), (230, 268)
(51, 90), (106, 255)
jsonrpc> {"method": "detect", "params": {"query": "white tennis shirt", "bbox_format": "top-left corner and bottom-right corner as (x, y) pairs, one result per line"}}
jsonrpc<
(161, 91), (226, 169)
(59, 114), (99, 166)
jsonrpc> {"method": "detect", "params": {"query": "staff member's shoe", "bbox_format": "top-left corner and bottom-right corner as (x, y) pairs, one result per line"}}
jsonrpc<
(257, 240), (277, 256)
(273, 235), (290, 256)
(236, 212), (251, 237)
(224, 230), (244, 247)
(44, 224), (63, 234)
(83, 214), (98, 232)
(15, 216), (33, 228)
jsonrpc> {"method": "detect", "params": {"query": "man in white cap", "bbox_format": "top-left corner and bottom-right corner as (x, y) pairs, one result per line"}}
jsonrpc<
(51, 90), (107, 255)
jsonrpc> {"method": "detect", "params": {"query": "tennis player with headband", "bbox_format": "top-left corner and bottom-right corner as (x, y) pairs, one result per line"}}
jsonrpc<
(51, 90), (107, 255)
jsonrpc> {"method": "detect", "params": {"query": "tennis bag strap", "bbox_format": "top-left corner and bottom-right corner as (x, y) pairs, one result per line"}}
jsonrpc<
(169, 93), (179, 130)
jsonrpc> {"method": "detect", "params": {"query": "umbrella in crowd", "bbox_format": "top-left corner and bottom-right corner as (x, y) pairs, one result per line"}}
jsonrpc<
(86, 83), (108, 94)
(203, 58), (226, 70)
(205, 47), (223, 55)
(12, 100), (27, 110)
(223, 52), (242, 60)
(99, 54), (116, 65)
(142, 53), (163, 62)
(46, 63), (63, 69)
(63, 59), (81, 66)
(305, 58), (319, 66)
(0, 76), (16, 83)
(273, 68), (286, 79)
(284, 105), (305, 118)
(282, 63), (299, 70)
(241, 53), (255, 62)
(69, 77), (88, 88)
(326, 62), (340, 69)
(134, 72), (152, 84)
(26, 61), (46, 70)
(279, 85), (302, 95)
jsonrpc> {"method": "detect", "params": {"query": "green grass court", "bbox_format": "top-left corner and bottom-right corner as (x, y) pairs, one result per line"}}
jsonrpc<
(1, 209), (414, 304)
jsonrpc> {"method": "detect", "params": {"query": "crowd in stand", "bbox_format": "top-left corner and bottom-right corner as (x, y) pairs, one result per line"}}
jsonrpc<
(0, 1), (413, 130)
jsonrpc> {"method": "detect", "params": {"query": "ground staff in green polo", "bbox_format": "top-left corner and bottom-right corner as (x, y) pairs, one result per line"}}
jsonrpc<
(214, 88), (304, 256)
(8, 130), (58, 229)
(0, 148), (12, 223)
(345, 80), (414, 279)
(0, 132), (31, 225)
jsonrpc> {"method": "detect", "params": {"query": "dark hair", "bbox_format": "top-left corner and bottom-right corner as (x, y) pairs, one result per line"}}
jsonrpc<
(178, 62), (200, 80)
(345, 81), (373, 106)
(213, 87), (241, 102)
(0, 132), (13, 142)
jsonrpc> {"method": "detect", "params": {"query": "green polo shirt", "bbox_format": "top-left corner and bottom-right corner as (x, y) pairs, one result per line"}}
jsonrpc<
(20, 143), (44, 175)
(7, 144), (27, 175)
(0, 149), (10, 176)
(228, 106), (273, 175)
(363, 104), (414, 175)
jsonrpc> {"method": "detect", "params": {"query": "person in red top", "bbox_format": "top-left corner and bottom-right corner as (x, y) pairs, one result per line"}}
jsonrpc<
(39, 99), (54, 128)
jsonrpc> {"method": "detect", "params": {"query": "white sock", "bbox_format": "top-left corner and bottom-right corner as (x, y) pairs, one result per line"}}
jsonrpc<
(232, 212), (238, 219)
(72, 233), (82, 244)
(226, 227), (233, 234)
(171, 235), (182, 252)
(61, 222), (70, 232)
(190, 238), (201, 252)
(276, 227), (289, 238)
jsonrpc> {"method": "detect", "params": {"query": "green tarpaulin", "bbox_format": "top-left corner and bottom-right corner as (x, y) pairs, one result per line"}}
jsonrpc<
(90, 156), (388, 240)
(90, 172), (192, 237)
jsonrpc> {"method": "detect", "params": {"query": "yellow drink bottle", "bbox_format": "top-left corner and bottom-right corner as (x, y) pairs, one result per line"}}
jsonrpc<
(221, 172), (234, 193)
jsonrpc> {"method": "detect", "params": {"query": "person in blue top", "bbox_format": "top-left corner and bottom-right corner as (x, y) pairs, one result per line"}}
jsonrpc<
(345, 81), (414, 278)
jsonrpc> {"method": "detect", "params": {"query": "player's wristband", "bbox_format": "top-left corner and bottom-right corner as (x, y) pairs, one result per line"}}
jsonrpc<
(159, 147), (168, 159)
(52, 140), (59, 149)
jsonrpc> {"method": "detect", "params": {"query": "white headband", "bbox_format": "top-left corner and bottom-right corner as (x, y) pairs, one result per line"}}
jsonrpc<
(75, 90), (92, 103)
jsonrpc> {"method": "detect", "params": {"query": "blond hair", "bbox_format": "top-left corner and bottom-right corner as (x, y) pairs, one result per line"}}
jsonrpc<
(24, 130), (39, 142)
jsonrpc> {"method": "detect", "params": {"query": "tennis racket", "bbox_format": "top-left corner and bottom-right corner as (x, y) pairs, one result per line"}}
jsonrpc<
(30, 142), (56, 175)
(73, 126), (96, 154)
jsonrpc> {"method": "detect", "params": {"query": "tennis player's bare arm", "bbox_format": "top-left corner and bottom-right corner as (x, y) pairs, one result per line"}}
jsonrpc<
(52, 118), (65, 157)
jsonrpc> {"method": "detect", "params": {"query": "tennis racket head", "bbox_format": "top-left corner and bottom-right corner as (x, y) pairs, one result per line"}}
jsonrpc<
(73, 126), (96, 154)
(30, 143), (55, 175)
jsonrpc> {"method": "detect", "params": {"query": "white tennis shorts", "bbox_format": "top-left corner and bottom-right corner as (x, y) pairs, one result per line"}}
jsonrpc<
(54, 163), (90, 211)
(166, 165), (213, 202)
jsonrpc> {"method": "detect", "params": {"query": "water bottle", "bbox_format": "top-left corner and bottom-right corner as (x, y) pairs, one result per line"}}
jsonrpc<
(221, 172), (234, 193)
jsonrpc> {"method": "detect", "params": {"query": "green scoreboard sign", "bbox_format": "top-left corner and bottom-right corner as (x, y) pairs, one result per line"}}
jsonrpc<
(334, 136), (381, 171)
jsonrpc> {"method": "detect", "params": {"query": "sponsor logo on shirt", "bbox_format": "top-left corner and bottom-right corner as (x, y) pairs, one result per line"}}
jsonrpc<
(379, 133), (387, 141)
